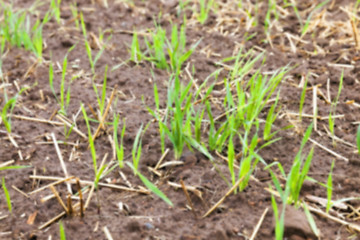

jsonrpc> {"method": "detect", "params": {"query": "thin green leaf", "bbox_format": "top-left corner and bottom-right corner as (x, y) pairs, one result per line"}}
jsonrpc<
(127, 162), (173, 206)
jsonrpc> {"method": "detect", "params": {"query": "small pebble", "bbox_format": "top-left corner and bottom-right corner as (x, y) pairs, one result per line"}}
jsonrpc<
(144, 222), (154, 230)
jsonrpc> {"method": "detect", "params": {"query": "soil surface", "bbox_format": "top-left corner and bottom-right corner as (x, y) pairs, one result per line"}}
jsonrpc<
(1, 0), (360, 239)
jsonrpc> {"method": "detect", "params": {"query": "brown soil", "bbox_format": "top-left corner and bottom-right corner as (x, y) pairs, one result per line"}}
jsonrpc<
(1, 0), (360, 239)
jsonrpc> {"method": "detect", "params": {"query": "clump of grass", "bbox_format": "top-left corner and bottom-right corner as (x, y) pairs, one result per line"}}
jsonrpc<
(207, 49), (288, 153)
(196, 0), (214, 24)
(144, 22), (200, 77)
(50, 0), (62, 24)
(0, 2), (51, 59)
(148, 75), (194, 160)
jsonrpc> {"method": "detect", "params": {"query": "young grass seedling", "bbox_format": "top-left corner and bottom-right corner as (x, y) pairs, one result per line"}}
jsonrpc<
(59, 221), (66, 240)
(1, 87), (27, 133)
(2, 177), (12, 213)
(130, 32), (143, 63)
(263, 92), (280, 141)
(167, 23), (201, 77)
(144, 22), (200, 77)
(127, 162), (173, 206)
(326, 160), (335, 213)
(151, 83), (166, 154)
(302, 202), (320, 238)
(197, 0), (214, 24)
(113, 114), (126, 168)
(270, 184), (288, 240)
(82, 104), (110, 212)
(268, 124), (315, 239)
(80, 13), (109, 73)
(91, 65), (109, 117)
(266, 123), (314, 206)
(299, 74), (308, 121)
(132, 124), (143, 171)
(124, 123), (173, 206)
(145, 24), (168, 69)
(264, 0), (278, 37)
(328, 70), (343, 147)
(1, 97), (17, 133)
(49, 45), (76, 116)
(148, 75), (194, 160)
(0, 2), (50, 59)
(50, 0), (62, 24)
(0, 165), (29, 171)
(81, 105), (98, 178)
(301, 0), (330, 37)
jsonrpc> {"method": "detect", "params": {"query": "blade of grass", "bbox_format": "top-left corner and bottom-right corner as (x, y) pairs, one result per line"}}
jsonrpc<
(127, 162), (173, 206)
(2, 177), (12, 213)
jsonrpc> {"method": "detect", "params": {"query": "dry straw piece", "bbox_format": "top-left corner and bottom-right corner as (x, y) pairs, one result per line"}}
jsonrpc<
(51, 133), (73, 194)
(203, 176), (245, 218)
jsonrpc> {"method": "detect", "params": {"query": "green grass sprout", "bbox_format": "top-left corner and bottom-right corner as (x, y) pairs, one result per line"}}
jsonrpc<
(1, 88), (27, 133)
(80, 12), (109, 73)
(326, 160), (335, 213)
(81, 105), (98, 178)
(113, 114), (126, 168)
(148, 75), (195, 160)
(70, 2), (80, 29)
(144, 22), (200, 77)
(92, 65), (108, 117)
(151, 83), (166, 154)
(303, 202), (320, 238)
(127, 162), (173, 206)
(59, 221), (66, 240)
(197, 0), (214, 24)
(145, 24), (168, 69)
(0, 2), (51, 59)
(130, 32), (142, 63)
(301, 0), (330, 37)
(2, 177), (12, 213)
(328, 69), (343, 147)
(50, 0), (62, 24)
(49, 45), (76, 116)
(132, 124), (143, 171)
(270, 184), (288, 240)
(299, 74), (308, 121)
(266, 123), (314, 206)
